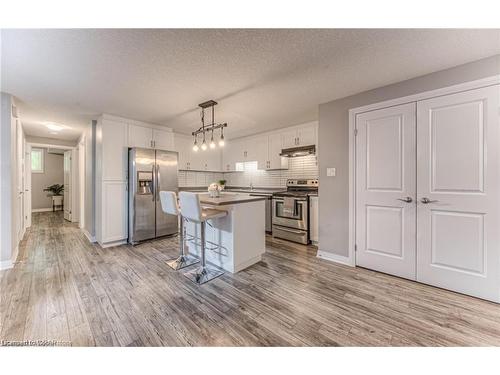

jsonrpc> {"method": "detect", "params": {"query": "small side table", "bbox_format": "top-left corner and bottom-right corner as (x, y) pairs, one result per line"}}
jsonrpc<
(52, 195), (64, 212)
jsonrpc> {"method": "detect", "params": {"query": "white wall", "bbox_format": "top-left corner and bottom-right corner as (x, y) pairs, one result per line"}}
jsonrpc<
(318, 54), (500, 258)
(0, 93), (13, 268)
(0, 93), (24, 269)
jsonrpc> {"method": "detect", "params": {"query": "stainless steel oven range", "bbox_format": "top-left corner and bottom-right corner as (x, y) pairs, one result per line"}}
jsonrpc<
(272, 179), (318, 244)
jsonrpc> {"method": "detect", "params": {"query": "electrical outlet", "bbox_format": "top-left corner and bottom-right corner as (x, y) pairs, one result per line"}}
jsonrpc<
(326, 167), (336, 177)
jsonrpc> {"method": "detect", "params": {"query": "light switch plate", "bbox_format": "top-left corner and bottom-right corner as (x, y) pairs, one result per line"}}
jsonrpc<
(326, 167), (336, 177)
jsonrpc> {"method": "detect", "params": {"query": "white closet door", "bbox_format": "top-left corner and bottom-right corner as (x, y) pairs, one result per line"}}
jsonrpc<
(355, 103), (417, 279)
(417, 85), (500, 302)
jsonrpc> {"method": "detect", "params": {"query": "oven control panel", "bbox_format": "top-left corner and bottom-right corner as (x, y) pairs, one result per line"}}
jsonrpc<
(286, 179), (318, 187)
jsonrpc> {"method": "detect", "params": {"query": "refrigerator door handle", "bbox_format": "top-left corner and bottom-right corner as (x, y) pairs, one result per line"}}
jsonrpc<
(156, 164), (160, 201)
(151, 164), (155, 201)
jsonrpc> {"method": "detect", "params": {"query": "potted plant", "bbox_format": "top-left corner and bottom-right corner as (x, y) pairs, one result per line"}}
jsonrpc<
(44, 184), (64, 211)
(44, 184), (64, 196)
(218, 179), (226, 190)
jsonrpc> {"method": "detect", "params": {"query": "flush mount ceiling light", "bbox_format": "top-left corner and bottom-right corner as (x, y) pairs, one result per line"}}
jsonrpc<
(44, 122), (66, 132)
(192, 100), (227, 152)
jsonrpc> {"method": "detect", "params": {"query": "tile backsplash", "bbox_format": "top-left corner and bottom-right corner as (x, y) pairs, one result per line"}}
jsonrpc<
(178, 155), (318, 188)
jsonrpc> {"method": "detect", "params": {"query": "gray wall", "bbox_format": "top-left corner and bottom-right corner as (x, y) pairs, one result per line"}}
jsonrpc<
(318, 54), (500, 257)
(31, 148), (64, 209)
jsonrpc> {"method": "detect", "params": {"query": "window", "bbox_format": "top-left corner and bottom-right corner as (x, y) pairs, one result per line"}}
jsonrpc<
(31, 148), (44, 173)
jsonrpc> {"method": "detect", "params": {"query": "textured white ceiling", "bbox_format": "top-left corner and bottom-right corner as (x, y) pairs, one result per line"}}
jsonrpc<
(2, 29), (499, 141)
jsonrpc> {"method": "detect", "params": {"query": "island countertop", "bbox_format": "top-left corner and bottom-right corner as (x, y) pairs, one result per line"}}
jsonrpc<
(197, 192), (267, 206)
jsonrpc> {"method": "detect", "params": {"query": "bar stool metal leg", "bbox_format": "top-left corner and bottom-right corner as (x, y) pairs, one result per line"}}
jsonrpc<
(166, 216), (200, 270)
(184, 221), (224, 284)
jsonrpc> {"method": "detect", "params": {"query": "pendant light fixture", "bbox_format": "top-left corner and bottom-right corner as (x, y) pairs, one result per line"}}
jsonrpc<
(192, 100), (227, 152)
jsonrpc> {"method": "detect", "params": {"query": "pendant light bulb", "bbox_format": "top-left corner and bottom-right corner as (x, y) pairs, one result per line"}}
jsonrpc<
(201, 139), (207, 151)
(210, 130), (216, 149)
(193, 136), (199, 152)
(219, 127), (225, 147)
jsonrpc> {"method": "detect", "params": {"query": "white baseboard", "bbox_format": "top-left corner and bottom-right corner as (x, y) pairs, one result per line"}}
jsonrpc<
(0, 259), (13, 270)
(317, 250), (354, 267)
(32, 208), (53, 213)
(83, 230), (97, 243)
(99, 239), (127, 248)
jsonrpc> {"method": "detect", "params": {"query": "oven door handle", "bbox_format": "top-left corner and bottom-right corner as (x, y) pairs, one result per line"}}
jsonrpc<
(275, 226), (305, 235)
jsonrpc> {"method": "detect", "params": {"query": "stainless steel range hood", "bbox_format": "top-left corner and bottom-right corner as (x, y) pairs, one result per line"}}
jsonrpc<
(279, 145), (316, 157)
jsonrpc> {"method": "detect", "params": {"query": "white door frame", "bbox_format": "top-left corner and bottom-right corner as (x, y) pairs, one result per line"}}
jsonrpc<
(78, 137), (85, 228)
(26, 142), (76, 222)
(24, 142), (32, 228)
(346, 75), (500, 268)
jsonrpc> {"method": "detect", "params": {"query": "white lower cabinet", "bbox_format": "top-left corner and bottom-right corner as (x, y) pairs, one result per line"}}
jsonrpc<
(310, 196), (319, 244)
(102, 181), (128, 243)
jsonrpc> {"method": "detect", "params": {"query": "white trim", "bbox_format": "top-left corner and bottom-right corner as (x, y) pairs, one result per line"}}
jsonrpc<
(349, 75), (500, 115)
(102, 113), (173, 132)
(83, 229), (96, 243)
(317, 250), (354, 267)
(1, 243), (20, 270)
(99, 239), (127, 248)
(11, 244), (19, 267)
(347, 76), (500, 268)
(32, 208), (53, 212)
(28, 142), (75, 150)
(0, 259), (13, 270)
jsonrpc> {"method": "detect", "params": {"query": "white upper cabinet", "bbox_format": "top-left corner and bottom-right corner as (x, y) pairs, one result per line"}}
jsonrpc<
(222, 138), (244, 171)
(129, 123), (174, 150)
(174, 134), (191, 170)
(255, 134), (269, 170)
(296, 124), (317, 146)
(281, 122), (318, 148)
(282, 128), (299, 149)
(128, 124), (153, 149)
(153, 128), (174, 150)
(255, 133), (288, 170)
(222, 121), (318, 171)
(268, 133), (288, 170)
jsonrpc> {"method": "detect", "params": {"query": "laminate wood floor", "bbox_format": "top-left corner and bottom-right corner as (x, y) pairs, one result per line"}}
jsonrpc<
(2, 212), (500, 346)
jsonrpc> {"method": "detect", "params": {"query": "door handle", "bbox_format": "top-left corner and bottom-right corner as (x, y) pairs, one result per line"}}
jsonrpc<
(151, 165), (155, 201)
(420, 197), (439, 204)
(156, 164), (160, 201)
(396, 197), (413, 203)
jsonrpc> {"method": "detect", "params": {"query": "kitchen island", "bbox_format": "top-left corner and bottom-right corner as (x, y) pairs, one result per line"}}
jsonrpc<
(184, 193), (266, 273)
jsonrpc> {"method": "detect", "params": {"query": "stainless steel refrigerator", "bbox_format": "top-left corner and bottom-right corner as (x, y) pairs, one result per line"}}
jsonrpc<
(128, 147), (179, 244)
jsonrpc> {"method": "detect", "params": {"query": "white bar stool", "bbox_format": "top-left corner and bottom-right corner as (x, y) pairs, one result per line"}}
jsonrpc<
(159, 191), (200, 270)
(178, 192), (227, 284)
